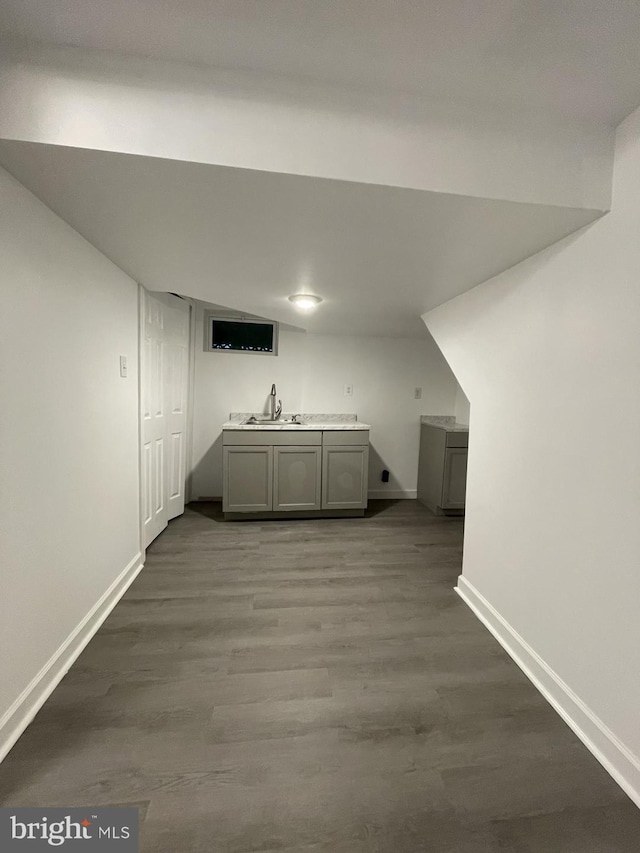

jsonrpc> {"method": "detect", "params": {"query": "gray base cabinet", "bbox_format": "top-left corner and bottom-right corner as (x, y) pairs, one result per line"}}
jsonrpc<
(322, 445), (369, 509)
(223, 429), (369, 518)
(442, 446), (467, 509)
(223, 445), (273, 512)
(274, 446), (322, 511)
(417, 424), (468, 514)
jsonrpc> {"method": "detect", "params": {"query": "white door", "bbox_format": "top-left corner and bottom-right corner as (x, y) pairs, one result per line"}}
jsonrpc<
(162, 295), (190, 521)
(140, 289), (190, 549)
(141, 289), (167, 548)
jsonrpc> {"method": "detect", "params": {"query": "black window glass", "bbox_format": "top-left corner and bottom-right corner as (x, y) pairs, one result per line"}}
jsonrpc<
(211, 320), (274, 352)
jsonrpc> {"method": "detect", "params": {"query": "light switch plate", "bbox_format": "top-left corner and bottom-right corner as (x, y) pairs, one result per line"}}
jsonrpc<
(120, 356), (128, 378)
(414, 387), (422, 399)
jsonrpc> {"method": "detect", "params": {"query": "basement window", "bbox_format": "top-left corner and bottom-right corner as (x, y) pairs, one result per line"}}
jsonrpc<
(205, 315), (279, 355)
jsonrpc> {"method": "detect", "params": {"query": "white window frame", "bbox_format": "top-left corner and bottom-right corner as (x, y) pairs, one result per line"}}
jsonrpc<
(204, 314), (279, 356)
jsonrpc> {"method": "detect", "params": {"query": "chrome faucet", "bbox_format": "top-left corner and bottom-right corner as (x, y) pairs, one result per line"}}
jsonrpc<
(270, 384), (282, 421)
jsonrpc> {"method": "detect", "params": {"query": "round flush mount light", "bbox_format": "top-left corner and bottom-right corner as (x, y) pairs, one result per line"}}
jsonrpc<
(288, 293), (323, 310)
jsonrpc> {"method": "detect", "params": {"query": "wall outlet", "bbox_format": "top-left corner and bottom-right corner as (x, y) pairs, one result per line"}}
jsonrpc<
(414, 387), (422, 399)
(344, 383), (353, 396)
(119, 356), (128, 378)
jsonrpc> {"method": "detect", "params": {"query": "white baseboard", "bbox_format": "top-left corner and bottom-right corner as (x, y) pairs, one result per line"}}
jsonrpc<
(0, 552), (144, 765)
(456, 575), (640, 809)
(368, 490), (417, 500)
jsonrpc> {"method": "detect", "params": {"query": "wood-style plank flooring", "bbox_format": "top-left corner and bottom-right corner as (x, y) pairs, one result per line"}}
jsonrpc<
(2, 500), (639, 851)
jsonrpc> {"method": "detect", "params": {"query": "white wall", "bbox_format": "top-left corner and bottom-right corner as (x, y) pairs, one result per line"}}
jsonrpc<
(454, 384), (470, 426)
(191, 310), (458, 499)
(424, 105), (640, 805)
(0, 167), (141, 759)
(0, 43), (613, 210)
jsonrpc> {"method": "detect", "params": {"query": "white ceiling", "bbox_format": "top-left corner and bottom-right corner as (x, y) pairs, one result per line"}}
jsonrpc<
(1, 0), (640, 126)
(0, 140), (599, 338)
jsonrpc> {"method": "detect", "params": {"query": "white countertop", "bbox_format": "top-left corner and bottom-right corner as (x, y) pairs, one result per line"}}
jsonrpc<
(223, 421), (370, 431)
(421, 415), (469, 432)
(223, 412), (370, 431)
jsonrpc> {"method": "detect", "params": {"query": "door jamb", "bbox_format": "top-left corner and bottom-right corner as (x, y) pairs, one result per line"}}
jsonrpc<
(137, 282), (146, 560)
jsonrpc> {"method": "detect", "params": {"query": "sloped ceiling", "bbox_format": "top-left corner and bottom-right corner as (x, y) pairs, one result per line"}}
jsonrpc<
(0, 140), (600, 337)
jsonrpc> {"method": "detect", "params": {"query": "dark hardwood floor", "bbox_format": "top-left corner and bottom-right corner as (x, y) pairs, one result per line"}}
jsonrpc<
(2, 500), (639, 851)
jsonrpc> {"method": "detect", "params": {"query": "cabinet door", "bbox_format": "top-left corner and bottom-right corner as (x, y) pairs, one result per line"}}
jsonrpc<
(322, 445), (369, 509)
(274, 446), (322, 511)
(223, 446), (273, 512)
(441, 447), (467, 509)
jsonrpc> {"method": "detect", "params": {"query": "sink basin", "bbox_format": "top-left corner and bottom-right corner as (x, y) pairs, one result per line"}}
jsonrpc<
(242, 417), (304, 426)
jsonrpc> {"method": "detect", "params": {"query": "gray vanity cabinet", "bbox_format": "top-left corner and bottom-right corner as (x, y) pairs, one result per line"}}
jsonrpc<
(417, 424), (468, 514)
(223, 427), (369, 517)
(273, 446), (322, 511)
(223, 445), (273, 512)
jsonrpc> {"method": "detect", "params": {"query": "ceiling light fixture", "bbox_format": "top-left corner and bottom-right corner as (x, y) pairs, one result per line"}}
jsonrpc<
(288, 293), (323, 310)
